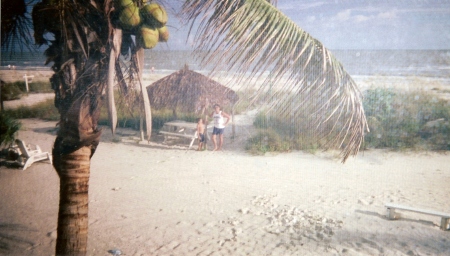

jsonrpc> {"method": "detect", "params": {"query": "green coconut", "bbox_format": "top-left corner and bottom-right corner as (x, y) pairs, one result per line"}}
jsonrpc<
(119, 4), (141, 29)
(141, 3), (167, 27)
(139, 25), (159, 49)
(158, 26), (169, 42)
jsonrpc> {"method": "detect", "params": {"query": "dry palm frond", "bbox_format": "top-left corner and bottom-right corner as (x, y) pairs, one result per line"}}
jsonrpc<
(136, 48), (153, 140)
(182, 0), (369, 162)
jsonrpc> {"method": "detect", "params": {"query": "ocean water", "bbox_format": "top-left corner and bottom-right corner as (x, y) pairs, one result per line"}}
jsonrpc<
(1, 50), (449, 78)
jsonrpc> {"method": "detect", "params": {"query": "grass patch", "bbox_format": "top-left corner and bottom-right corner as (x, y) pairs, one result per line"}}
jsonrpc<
(247, 112), (321, 155)
(17, 81), (53, 93)
(3, 81), (52, 95)
(98, 107), (198, 131)
(246, 88), (450, 155)
(1, 80), (53, 102)
(3, 98), (59, 121)
(246, 128), (291, 154)
(97, 92), (199, 131)
(4, 91), (200, 132)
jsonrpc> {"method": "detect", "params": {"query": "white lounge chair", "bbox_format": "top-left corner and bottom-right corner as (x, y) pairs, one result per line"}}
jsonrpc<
(15, 139), (52, 170)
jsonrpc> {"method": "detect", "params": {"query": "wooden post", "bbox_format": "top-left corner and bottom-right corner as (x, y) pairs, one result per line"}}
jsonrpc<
(441, 217), (450, 231)
(23, 75), (34, 93)
(140, 116), (144, 141)
(231, 107), (235, 140)
(386, 207), (396, 219)
(204, 111), (209, 150)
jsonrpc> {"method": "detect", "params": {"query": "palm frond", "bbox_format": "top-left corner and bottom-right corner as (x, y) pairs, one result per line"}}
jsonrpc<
(182, 0), (368, 162)
(136, 48), (153, 141)
(1, 0), (38, 53)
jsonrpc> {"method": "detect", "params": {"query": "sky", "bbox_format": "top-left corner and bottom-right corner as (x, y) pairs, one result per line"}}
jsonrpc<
(161, 0), (450, 51)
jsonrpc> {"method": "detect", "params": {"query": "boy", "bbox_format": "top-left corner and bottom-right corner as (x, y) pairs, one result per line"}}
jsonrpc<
(196, 118), (205, 151)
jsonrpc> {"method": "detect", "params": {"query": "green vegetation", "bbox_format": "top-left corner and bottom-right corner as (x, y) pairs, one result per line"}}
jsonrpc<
(363, 88), (450, 150)
(1, 83), (23, 101)
(15, 81), (53, 93)
(4, 94), (198, 131)
(0, 112), (21, 148)
(5, 86), (449, 153)
(246, 111), (322, 155)
(245, 128), (291, 154)
(4, 98), (59, 120)
(98, 106), (198, 131)
(1, 80), (53, 102)
(97, 91), (199, 131)
(246, 88), (450, 154)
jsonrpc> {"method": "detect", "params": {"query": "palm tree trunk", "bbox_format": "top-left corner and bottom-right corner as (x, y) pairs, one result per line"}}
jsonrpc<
(51, 71), (103, 255)
(53, 146), (91, 256)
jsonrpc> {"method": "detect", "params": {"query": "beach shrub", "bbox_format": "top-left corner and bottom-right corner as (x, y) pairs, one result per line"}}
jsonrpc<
(246, 128), (291, 154)
(363, 88), (450, 150)
(1, 83), (22, 100)
(247, 111), (321, 154)
(246, 88), (450, 154)
(0, 112), (21, 148)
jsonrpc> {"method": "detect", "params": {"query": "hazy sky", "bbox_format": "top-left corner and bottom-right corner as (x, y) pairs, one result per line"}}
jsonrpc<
(162, 0), (450, 50)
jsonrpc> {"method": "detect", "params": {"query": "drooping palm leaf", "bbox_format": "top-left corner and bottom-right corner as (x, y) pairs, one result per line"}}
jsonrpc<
(182, 0), (369, 162)
(136, 48), (153, 141)
(107, 28), (122, 135)
(1, 0), (37, 53)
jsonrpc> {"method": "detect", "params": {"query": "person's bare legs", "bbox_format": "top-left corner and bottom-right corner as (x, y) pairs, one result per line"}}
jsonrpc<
(212, 134), (218, 151)
(218, 134), (224, 150)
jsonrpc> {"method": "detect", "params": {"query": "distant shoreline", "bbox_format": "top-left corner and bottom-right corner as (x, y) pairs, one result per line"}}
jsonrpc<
(2, 49), (450, 78)
(2, 69), (450, 96)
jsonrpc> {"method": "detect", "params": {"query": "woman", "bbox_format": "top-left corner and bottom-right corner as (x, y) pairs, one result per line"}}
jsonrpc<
(210, 104), (230, 151)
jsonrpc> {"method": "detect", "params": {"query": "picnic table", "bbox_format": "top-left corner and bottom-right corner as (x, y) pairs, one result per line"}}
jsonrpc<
(159, 120), (211, 149)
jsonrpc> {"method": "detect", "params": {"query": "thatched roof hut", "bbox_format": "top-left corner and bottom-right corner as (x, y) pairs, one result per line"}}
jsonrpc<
(146, 66), (238, 114)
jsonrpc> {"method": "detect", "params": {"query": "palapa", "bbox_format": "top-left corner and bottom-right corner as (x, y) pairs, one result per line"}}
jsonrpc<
(146, 65), (238, 114)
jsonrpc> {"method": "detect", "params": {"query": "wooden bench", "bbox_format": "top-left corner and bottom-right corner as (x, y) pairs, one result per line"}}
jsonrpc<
(385, 203), (450, 230)
(159, 131), (198, 149)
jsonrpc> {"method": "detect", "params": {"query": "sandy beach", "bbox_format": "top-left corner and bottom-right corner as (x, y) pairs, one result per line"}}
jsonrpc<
(1, 118), (450, 256)
(1, 70), (450, 255)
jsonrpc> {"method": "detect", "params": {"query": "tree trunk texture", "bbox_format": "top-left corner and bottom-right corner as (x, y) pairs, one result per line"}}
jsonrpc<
(40, 1), (111, 255)
(53, 146), (91, 256)
(51, 53), (104, 255)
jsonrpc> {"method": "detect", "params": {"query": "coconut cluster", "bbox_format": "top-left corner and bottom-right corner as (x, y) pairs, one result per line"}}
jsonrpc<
(114, 0), (169, 49)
